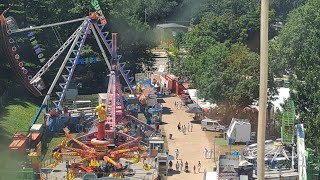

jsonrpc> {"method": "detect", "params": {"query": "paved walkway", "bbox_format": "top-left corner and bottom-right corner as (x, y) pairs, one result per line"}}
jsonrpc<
(160, 96), (216, 180)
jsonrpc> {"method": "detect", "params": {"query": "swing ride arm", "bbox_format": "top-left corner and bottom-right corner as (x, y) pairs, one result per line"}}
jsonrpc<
(9, 17), (85, 34)
(31, 20), (89, 125)
(91, 25), (111, 71)
(29, 20), (87, 84)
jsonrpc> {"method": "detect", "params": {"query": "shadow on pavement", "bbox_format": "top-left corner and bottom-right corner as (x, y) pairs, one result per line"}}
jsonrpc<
(160, 122), (168, 125)
(162, 107), (173, 115)
(190, 120), (201, 124)
(157, 99), (166, 103)
(166, 169), (182, 176)
(214, 133), (224, 138)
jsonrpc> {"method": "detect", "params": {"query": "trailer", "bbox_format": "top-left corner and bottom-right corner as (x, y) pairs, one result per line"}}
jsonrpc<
(226, 118), (251, 143)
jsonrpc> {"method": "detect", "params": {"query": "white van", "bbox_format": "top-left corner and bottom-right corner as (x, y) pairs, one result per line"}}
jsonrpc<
(201, 119), (226, 132)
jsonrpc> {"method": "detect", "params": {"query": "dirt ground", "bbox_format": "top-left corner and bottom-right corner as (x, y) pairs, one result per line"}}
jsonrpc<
(160, 96), (244, 180)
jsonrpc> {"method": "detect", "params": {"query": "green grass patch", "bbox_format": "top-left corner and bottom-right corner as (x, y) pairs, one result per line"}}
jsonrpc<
(0, 98), (44, 137)
(215, 138), (229, 146)
(0, 98), (44, 169)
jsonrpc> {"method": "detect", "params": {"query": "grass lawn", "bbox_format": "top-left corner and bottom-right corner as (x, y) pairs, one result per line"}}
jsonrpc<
(215, 138), (229, 146)
(214, 138), (245, 155)
(0, 98), (43, 137)
(0, 95), (101, 169)
(0, 98), (44, 169)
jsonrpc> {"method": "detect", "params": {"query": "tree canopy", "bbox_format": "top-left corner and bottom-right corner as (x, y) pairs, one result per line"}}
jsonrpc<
(270, 0), (320, 147)
(168, 0), (306, 124)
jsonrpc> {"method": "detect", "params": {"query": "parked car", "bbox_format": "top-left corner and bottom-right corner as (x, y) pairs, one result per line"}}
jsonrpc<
(201, 119), (226, 132)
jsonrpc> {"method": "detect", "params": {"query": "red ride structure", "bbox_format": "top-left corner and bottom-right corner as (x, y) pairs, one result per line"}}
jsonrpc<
(0, 5), (42, 96)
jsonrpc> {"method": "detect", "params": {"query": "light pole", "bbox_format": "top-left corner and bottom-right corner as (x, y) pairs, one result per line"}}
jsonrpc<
(257, 0), (269, 179)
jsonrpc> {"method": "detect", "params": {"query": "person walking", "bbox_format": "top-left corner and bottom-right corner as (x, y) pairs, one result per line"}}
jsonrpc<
(183, 125), (187, 135)
(185, 161), (189, 172)
(177, 122), (181, 131)
(175, 149), (180, 160)
(169, 160), (173, 171)
(190, 123), (193, 132)
(197, 161), (201, 173)
(203, 148), (208, 158)
(180, 101), (183, 109)
(180, 160), (183, 171)
(209, 149), (213, 159)
(193, 165), (196, 174)
(176, 161), (180, 171)
(187, 123), (190, 132)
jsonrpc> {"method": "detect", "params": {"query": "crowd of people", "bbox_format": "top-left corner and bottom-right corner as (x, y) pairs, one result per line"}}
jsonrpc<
(203, 148), (214, 159)
(177, 122), (193, 135)
(174, 101), (183, 110)
(168, 148), (203, 174)
(168, 159), (203, 174)
(166, 98), (212, 176)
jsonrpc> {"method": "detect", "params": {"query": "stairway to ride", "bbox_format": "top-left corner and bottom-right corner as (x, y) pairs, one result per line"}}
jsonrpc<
(281, 100), (295, 144)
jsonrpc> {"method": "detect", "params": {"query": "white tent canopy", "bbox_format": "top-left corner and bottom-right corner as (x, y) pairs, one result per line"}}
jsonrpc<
(187, 89), (217, 109)
(249, 87), (290, 112)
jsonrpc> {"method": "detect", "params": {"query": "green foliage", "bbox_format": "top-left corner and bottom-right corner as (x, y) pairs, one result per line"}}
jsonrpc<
(0, 99), (42, 136)
(0, 0), (182, 94)
(169, 0), (304, 121)
(270, 0), (307, 21)
(170, 0), (263, 113)
(270, 0), (320, 147)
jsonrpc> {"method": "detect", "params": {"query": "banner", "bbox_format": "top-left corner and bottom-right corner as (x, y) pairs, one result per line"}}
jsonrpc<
(76, 57), (97, 65)
(27, 31), (46, 63)
(218, 155), (239, 180)
(91, 0), (107, 25)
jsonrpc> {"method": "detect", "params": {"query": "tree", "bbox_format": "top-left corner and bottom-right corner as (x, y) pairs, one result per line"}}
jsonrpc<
(171, 41), (260, 122)
(270, 0), (307, 21)
(270, 0), (320, 147)
(168, 0), (298, 124)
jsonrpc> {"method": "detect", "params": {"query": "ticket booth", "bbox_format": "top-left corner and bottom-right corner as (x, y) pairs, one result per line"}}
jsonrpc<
(149, 136), (164, 157)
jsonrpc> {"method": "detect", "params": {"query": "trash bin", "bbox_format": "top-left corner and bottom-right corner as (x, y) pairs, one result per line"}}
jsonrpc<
(169, 134), (173, 139)
(213, 167), (217, 171)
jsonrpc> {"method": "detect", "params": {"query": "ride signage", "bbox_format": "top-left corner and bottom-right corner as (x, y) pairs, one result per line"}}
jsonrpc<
(219, 165), (239, 179)
(27, 31), (46, 63)
(91, 0), (107, 25)
(218, 154), (240, 180)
